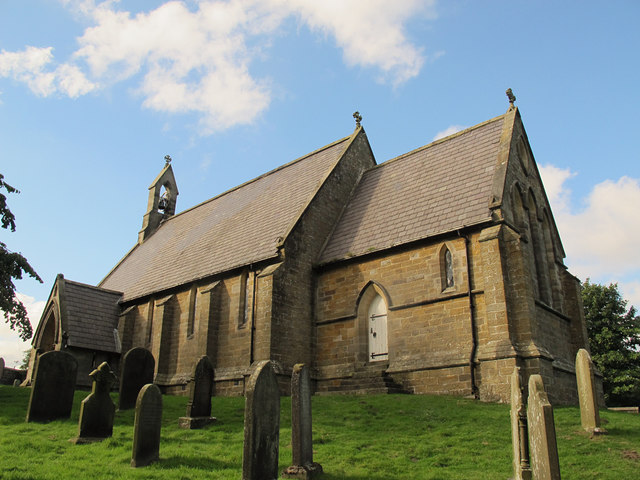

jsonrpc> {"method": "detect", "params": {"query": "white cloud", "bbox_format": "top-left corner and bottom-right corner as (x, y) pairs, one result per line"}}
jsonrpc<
(0, 293), (45, 368)
(433, 124), (466, 141)
(540, 164), (640, 306)
(0, 46), (95, 98)
(1, 1), (432, 134)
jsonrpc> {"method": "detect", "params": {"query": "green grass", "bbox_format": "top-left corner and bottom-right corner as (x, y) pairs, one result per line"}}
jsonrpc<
(0, 386), (638, 479)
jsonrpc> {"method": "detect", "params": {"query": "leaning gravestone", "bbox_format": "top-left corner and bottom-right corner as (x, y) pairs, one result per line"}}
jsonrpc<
(119, 347), (155, 410)
(576, 349), (604, 434)
(179, 355), (217, 429)
(510, 367), (532, 480)
(283, 364), (322, 479)
(131, 383), (163, 468)
(71, 362), (117, 444)
(26, 350), (78, 423)
(242, 360), (280, 480)
(527, 374), (561, 480)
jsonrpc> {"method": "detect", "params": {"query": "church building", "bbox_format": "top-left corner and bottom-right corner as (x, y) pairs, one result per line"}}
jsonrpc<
(29, 100), (591, 404)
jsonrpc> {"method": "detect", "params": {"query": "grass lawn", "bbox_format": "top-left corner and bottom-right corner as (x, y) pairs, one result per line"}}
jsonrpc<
(0, 385), (638, 479)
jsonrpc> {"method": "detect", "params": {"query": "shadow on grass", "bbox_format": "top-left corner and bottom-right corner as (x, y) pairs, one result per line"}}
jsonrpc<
(156, 454), (239, 470)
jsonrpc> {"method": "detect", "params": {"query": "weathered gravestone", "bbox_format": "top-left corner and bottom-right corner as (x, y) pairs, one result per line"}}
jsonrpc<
(0, 357), (5, 382)
(26, 350), (78, 423)
(131, 383), (163, 468)
(71, 362), (117, 444)
(527, 374), (561, 480)
(282, 364), (322, 479)
(510, 367), (532, 480)
(179, 355), (217, 429)
(119, 347), (155, 410)
(243, 360), (280, 480)
(13, 378), (21, 387)
(575, 349), (605, 434)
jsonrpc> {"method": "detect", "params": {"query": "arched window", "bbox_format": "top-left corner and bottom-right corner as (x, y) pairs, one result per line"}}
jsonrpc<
(440, 244), (454, 291)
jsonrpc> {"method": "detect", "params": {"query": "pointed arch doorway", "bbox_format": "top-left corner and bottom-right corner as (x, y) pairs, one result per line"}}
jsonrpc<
(368, 294), (388, 361)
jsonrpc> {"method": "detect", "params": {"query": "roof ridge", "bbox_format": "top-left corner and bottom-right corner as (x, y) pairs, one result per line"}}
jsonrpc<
(368, 112), (507, 172)
(64, 278), (123, 296)
(160, 134), (353, 222)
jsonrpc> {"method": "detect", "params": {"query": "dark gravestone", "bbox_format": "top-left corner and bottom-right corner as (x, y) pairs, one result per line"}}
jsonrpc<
(26, 350), (78, 423)
(282, 364), (322, 479)
(119, 347), (155, 410)
(71, 362), (117, 444)
(0, 357), (5, 381)
(242, 360), (280, 480)
(179, 355), (217, 429)
(131, 383), (163, 468)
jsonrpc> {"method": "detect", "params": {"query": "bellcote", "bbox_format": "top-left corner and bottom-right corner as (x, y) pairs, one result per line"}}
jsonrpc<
(138, 158), (179, 244)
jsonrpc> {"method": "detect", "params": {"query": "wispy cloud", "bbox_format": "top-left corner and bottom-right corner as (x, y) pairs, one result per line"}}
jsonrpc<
(540, 164), (640, 308)
(0, 1), (434, 134)
(433, 124), (466, 141)
(0, 293), (46, 368)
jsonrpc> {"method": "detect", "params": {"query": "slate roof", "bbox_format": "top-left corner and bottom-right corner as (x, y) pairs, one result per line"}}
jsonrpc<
(63, 279), (122, 353)
(319, 114), (506, 264)
(100, 135), (353, 302)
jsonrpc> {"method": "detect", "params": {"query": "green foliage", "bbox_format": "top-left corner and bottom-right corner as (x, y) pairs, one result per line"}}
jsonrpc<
(0, 174), (42, 341)
(0, 388), (639, 479)
(581, 279), (640, 406)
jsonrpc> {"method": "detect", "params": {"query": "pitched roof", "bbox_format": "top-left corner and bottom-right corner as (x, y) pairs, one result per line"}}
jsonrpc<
(100, 135), (354, 301)
(63, 279), (122, 353)
(319, 114), (507, 264)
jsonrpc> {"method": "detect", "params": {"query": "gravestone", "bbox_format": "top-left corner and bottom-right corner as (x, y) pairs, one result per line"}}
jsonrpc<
(242, 360), (280, 480)
(510, 367), (532, 480)
(119, 347), (155, 410)
(131, 383), (163, 468)
(282, 364), (322, 479)
(527, 374), (561, 480)
(26, 350), (78, 423)
(13, 379), (21, 387)
(575, 349), (604, 434)
(179, 355), (217, 429)
(0, 357), (4, 382)
(71, 362), (117, 444)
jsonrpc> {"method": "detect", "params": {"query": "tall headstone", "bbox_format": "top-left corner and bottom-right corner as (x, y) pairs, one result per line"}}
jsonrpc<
(119, 347), (155, 410)
(242, 360), (280, 480)
(26, 350), (78, 423)
(282, 364), (322, 479)
(131, 384), (163, 468)
(575, 349), (604, 434)
(510, 367), (532, 480)
(71, 362), (117, 444)
(527, 375), (561, 480)
(0, 357), (5, 382)
(179, 355), (217, 429)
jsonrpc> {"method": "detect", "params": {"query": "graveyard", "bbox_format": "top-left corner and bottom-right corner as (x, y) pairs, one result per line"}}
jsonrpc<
(0, 383), (638, 479)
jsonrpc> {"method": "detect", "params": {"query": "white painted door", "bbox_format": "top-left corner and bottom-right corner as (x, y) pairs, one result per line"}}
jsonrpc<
(368, 295), (388, 361)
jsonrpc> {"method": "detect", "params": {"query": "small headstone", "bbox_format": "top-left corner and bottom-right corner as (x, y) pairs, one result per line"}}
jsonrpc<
(179, 355), (217, 429)
(119, 347), (155, 410)
(282, 364), (322, 479)
(71, 362), (117, 444)
(527, 374), (561, 480)
(576, 349), (605, 434)
(13, 378), (21, 387)
(26, 351), (78, 423)
(510, 367), (532, 480)
(131, 383), (163, 468)
(242, 360), (280, 480)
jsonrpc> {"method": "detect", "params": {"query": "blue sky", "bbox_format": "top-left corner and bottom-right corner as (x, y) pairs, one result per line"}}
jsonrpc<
(1, 0), (639, 366)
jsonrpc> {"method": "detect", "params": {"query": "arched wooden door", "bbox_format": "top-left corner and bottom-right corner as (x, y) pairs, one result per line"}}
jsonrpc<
(368, 295), (388, 361)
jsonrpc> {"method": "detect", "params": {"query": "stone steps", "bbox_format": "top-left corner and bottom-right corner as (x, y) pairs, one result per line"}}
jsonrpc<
(315, 364), (408, 395)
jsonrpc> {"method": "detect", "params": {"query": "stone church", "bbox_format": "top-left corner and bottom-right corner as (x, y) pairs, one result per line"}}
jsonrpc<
(29, 101), (591, 404)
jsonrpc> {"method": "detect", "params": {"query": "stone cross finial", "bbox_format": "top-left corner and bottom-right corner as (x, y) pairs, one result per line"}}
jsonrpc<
(353, 111), (362, 128)
(506, 88), (516, 109)
(164, 155), (172, 166)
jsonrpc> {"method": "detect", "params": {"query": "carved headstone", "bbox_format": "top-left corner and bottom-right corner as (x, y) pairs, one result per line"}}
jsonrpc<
(527, 375), (561, 480)
(242, 360), (280, 480)
(131, 384), (163, 468)
(26, 351), (78, 423)
(510, 367), (532, 480)
(283, 364), (322, 479)
(72, 362), (117, 444)
(576, 349), (604, 434)
(179, 355), (217, 429)
(119, 347), (155, 410)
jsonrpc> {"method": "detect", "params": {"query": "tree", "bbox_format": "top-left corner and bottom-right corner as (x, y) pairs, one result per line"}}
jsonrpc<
(0, 174), (42, 341)
(581, 279), (640, 406)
